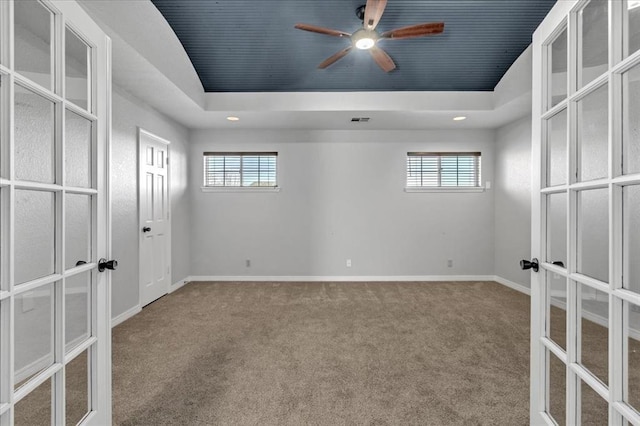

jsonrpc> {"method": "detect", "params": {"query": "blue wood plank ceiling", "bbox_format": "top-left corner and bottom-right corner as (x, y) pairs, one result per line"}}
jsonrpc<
(151, 0), (557, 92)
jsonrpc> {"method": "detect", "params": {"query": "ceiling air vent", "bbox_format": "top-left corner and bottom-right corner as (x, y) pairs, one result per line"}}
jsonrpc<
(351, 117), (370, 122)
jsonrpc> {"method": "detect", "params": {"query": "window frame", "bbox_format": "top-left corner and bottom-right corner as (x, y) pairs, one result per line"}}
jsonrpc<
(201, 151), (280, 192)
(404, 152), (485, 193)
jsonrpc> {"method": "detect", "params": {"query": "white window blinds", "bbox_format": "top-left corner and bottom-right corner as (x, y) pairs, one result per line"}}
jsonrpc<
(203, 152), (278, 187)
(407, 152), (481, 187)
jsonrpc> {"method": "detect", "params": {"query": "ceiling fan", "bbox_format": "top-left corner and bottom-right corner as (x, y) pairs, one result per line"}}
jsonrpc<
(294, 0), (444, 72)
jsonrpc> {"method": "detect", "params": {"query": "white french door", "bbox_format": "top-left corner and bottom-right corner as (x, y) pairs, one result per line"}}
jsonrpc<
(531, 0), (640, 424)
(0, 1), (112, 425)
(138, 129), (170, 307)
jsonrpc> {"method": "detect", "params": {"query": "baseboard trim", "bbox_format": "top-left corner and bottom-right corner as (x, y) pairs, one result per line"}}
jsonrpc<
(169, 277), (189, 293)
(187, 275), (496, 282)
(111, 305), (142, 328)
(493, 276), (531, 295)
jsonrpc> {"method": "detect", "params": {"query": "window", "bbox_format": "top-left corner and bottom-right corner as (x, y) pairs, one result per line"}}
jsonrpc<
(406, 152), (481, 188)
(203, 152), (277, 188)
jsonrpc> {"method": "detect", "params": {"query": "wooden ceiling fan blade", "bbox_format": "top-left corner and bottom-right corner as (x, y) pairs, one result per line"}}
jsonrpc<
(381, 22), (445, 40)
(318, 46), (353, 69)
(370, 46), (396, 72)
(363, 0), (387, 30)
(294, 23), (351, 38)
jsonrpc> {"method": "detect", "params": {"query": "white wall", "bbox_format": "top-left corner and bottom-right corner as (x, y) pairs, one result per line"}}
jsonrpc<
(494, 116), (532, 288)
(111, 86), (190, 320)
(189, 129), (495, 278)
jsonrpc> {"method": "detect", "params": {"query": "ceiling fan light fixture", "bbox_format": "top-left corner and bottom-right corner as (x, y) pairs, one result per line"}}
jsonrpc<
(355, 37), (375, 50)
(352, 29), (377, 50)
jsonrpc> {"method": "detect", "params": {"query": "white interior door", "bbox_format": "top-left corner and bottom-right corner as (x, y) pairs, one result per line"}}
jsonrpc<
(0, 0), (112, 424)
(531, 1), (640, 424)
(139, 129), (170, 307)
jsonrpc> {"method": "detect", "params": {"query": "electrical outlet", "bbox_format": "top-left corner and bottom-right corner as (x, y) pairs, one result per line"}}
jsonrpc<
(346, 259), (352, 267)
(245, 259), (251, 268)
(447, 259), (453, 268)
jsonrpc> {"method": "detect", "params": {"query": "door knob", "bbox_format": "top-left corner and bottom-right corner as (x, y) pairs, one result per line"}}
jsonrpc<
(143, 227), (151, 233)
(520, 258), (539, 272)
(98, 258), (118, 272)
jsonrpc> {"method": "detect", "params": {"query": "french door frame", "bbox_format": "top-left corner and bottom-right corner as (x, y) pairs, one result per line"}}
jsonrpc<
(0, 1), (112, 424)
(532, 0), (640, 424)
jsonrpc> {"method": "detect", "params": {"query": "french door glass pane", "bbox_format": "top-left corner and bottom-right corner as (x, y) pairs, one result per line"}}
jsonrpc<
(579, 0), (608, 89)
(549, 28), (568, 109)
(0, 75), (3, 180)
(0, 191), (3, 292)
(65, 193), (91, 271)
(548, 272), (567, 350)
(579, 284), (608, 384)
(580, 379), (608, 424)
(65, 110), (92, 188)
(577, 84), (609, 182)
(626, 0), (640, 58)
(14, 283), (54, 388)
(14, 190), (55, 285)
(14, 0), (52, 90)
(547, 109), (568, 186)
(14, 376), (51, 426)
(547, 193), (567, 266)
(624, 185), (640, 294)
(66, 349), (90, 425)
(577, 188), (609, 283)
(65, 271), (90, 350)
(625, 300), (640, 412)
(548, 350), (566, 425)
(14, 84), (55, 184)
(65, 28), (89, 110)
(623, 63), (640, 175)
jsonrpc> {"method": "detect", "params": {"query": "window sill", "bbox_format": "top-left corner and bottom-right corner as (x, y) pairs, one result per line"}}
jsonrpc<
(404, 187), (486, 193)
(201, 186), (281, 193)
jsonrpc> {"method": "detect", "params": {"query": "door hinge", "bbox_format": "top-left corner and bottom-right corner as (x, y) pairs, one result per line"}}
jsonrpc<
(166, 157), (169, 165)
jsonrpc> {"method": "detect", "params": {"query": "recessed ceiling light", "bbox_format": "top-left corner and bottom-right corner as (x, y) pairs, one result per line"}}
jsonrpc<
(226, 116), (240, 121)
(453, 116), (467, 121)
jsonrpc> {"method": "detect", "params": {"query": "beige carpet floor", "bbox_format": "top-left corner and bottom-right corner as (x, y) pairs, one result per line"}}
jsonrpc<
(113, 281), (533, 425)
(16, 281), (640, 425)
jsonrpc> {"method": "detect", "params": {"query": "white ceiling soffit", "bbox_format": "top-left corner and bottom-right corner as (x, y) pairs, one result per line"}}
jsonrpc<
(79, 1), (532, 130)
